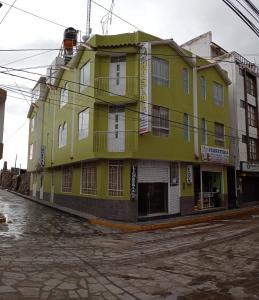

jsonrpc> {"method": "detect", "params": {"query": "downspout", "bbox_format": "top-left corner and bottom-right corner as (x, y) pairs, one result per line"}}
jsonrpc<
(70, 68), (76, 159)
(192, 54), (199, 159)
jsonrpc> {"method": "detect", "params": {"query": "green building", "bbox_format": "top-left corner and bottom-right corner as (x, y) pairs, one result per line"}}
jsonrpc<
(27, 31), (231, 222)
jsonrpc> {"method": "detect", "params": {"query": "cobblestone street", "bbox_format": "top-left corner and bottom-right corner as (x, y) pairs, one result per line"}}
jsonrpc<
(0, 189), (259, 299)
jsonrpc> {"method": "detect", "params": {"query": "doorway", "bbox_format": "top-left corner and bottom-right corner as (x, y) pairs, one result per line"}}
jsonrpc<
(108, 106), (125, 152)
(138, 183), (168, 216)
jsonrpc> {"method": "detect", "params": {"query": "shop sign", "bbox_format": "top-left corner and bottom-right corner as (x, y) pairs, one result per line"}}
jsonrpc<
(40, 145), (45, 167)
(139, 42), (151, 134)
(241, 161), (259, 172)
(130, 165), (137, 200)
(201, 145), (229, 164)
(187, 165), (193, 184)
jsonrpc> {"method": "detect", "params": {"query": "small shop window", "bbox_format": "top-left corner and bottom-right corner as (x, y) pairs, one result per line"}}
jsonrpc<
(170, 162), (179, 186)
(62, 167), (72, 193)
(81, 163), (97, 195)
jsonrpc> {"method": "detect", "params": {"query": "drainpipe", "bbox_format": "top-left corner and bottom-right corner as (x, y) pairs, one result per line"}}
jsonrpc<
(192, 55), (199, 159)
(70, 68), (76, 159)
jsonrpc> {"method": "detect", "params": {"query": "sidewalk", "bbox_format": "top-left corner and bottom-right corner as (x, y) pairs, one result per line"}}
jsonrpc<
(8, 190), (259, 232)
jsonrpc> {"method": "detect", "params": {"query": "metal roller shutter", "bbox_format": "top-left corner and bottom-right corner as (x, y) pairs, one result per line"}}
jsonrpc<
(138, 160), (169, 183)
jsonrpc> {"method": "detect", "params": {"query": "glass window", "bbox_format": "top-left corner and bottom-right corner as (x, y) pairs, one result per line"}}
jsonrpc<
(108, 161), (123, 196)
(183, 68), (189, 95)
(240, 100), (245, 108)
(170, 162), (179, 186)
(29, 144), (33, 160)
(58, 122), (67, 148)
(213, 82), (224, 106)
(249, 138), (257, 160)
(152, 57), (169, 87)
(215, 122), (224, 147)
(30, 117), (35, 132)
(60, 82), (68, 108)
(81, 163), (97, 195)
(78, 109), (89, 140)
(246, 75), (256, 96)
(80, 61), (91, 92)
(183, 113), (190, 142)
(62, 167), (72, 193)
(200, 76), (206, 100)
(201, 118), (207, 145)
(152, 105), (169, 137)
(248, 104), (257, 127)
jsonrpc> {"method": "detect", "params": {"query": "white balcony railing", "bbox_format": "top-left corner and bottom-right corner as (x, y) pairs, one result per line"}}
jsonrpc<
(94, 131), (138, 153)
(94, 76), (138, 98)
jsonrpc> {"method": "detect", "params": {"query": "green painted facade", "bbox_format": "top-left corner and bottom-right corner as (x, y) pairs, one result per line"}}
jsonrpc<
(27, 31), (231, 221)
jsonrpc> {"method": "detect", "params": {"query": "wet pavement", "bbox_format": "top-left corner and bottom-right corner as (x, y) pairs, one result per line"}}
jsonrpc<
(0, 189), (259, 299)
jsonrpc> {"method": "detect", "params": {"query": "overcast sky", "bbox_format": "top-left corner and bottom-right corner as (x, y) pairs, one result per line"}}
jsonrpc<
(0, 0), (258, 169)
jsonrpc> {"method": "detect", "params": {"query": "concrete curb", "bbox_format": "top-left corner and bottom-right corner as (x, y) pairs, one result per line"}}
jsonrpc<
(8, 190), (259, 232)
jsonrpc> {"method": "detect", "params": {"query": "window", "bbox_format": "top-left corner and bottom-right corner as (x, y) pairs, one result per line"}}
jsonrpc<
(152, 57), (169, 87)
(78, 109), (89, 140)
(60, 82), (68, 108)
(183, 68), (189, 95)
(200, 76), (206, 100)
(201, 118), (207, 145)
(248, 104), (257, 127)
(249, 138), (257, 160)
(152, 105), (169, 136)
(80, 61), (91, 92)
(170, 162), (179, 186)
(240, 100), (245, 108)
(58, 122), (67, 148)
(215, 122), (224, 147)
(242, 135), (247, 144)
(29, 144), (33, 160)
(213, 82), (224, 106)
(81, 163), (97, 195)
(62, 167), (72, 193)
(246, 75), (256, 96)
(183, 113), (190, 142)
(108, 161), (123, 196)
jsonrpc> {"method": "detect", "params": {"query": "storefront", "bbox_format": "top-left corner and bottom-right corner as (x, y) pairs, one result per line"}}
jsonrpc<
(137, 160), (180, 218)
(238, 162), (259, 205)
(193, 145), (229, 211)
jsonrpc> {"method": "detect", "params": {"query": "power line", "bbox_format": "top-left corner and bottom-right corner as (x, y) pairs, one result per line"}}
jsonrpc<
(92, 0), (141, 31)
(0, 0), (67, 28)
(243, 0), (259, 17)
(235, 0), (259, 24)
(0, 64), (250, 137)
(0, 0), (17, 24)
(0, 68), (246, 143)
(4, 119), (28, 143)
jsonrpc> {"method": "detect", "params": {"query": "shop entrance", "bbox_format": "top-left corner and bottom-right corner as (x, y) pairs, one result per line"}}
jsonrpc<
(138, 183), (168, 216)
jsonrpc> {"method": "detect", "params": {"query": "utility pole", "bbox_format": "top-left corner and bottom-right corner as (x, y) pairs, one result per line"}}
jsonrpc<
(86, 0), (92, 39)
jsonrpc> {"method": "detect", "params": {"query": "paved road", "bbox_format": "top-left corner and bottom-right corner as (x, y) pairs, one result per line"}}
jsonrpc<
(0, 190), (259, 300)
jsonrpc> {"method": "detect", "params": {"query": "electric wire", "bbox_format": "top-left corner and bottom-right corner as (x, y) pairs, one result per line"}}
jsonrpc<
(0, 64), (251, 137)
(0, 0), (17, 24)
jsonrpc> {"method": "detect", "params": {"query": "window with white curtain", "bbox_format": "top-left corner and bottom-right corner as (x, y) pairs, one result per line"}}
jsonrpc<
(213, 82), (224, 106)
(80, 61), (91, 92)
(152, 57), (169, 87)
(78, 109), (89, 140)
(58, 122), (67, 148)
(60, 82), (68, 108)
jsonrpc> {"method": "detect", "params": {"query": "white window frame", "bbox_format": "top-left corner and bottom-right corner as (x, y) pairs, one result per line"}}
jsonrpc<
(213, 82), (224, 106)
(214, 122), (225, 147)
(152, 105), (170, 137)
(201, 76), (206, 100)
(152, 57), (169, 87)
(183, 68), (189, 95)
(108, 161), (123, 196)
(183, 113), (190, 142)
(61, 167), (72, 193)
(80, 61), (91, 92)
(81, 163), (97, 195)
(78, 109), (89, 140)
(29, 144), (33, 160)
(201, 118), (207, 145)
(60, 82), (68, 108)
(58, 122), (67, 148)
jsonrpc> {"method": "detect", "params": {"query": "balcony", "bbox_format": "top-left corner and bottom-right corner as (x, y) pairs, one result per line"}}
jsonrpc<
(94, 76), (138, 101)
(94, 131), (138, 154)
